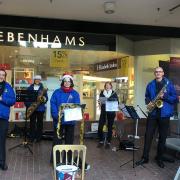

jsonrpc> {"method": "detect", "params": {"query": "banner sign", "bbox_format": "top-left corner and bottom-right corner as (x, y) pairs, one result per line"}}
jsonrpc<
(94, 59), (119, 72)
(0, 27), (116, 51)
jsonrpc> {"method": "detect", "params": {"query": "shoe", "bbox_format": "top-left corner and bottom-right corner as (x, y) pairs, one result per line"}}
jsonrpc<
(155, 156), (175, 163)
(35, 139), (41, 143)
(135, 158), (149, 166)
(0, 164), (8, 171)
(105, 143), (111, 149)
(29, 138), (34, 143)
(156, 159), (165, 168)
(97, 142), (103, 148)
(162, 156), (175, 163)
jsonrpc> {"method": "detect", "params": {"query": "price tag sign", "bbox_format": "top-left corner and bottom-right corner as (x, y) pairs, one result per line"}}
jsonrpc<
(50, 50), (69, 68)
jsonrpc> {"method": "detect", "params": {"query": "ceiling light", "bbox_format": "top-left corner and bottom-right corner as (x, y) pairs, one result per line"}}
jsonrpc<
(104, 2), (115, 14)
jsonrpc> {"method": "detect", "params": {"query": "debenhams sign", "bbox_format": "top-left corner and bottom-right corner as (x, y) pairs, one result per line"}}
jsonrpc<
(0, 30), (85, 47)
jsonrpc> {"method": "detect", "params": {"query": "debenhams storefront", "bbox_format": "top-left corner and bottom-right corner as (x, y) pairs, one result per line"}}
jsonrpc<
(1, 15), (180, 125)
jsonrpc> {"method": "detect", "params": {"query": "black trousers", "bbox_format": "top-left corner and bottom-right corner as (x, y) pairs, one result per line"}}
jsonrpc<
(98, 112), (116, 143)
(142, 117), (170, 160)
(51, 124), (75, 163)
(0, 119), (8, 166)
(30, 111), (44, 141)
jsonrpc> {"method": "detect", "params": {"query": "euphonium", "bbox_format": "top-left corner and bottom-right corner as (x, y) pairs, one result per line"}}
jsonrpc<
(26, 88), (47, 119)
(147, 82), (168, 113)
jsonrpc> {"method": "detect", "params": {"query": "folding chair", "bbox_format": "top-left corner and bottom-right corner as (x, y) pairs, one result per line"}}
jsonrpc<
(53, 144), (87, 180)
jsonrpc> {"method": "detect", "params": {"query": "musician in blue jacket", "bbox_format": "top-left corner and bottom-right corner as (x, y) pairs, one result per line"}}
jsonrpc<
(26, 75), (48, 142)
(0, 69), (16, 170)
(50, 73), (80, 163)
(51, 73), (80, 145)
(136, 67), (177, 168)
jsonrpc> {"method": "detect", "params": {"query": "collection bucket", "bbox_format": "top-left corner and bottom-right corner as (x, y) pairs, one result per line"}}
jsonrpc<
(56, 165), (78, 180)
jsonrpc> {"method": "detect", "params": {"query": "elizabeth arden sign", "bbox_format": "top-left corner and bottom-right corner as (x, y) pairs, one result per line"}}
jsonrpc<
(95, 59), (119, 72)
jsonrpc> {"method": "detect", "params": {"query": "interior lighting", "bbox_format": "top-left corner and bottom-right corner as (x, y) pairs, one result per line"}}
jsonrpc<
(83, 75), (111, 82)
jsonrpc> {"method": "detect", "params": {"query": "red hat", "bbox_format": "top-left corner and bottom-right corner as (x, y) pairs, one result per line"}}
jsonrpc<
(60, 72), (73, 81)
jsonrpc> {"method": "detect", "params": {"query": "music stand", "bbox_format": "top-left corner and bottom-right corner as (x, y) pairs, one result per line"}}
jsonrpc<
(119, 105), (140, 168)
(9, 90), (38, 154)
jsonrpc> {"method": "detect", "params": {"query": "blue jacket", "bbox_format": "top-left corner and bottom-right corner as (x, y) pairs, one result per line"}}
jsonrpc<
(50, 88), (80, 128)
(145, 78), (177, 118)
(0, 82), (16, 120)
(25, 83), (48, 112)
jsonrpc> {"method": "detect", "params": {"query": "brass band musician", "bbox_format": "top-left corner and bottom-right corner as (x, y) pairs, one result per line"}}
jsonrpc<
(136, 67), (178, 168)
(0, 69), (16, 170)
(25, 75), (48, 142)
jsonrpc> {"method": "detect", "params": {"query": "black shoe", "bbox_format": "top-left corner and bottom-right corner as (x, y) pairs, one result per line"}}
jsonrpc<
(156, 159), (165, 168)
(162, 156), (175, 163)
(0, 164), (8, 171)
(135, 158), (149, 166)
(105, 143), (111, 149)
(155, 156), (174, 163)
(35, 138), (41, 143)
(97, 142), (103, 148)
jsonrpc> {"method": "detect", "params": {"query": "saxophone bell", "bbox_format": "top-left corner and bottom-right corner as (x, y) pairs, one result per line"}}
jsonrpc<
(155, 99), (163, 108)
(38, 96), (46, 103)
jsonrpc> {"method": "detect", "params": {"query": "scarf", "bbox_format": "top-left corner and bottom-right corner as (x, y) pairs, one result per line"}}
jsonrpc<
(61, 86), (73, 93)
(33, 84), (40, 90)
(103, 89), (112, 98)
(0, 81), (5, 96)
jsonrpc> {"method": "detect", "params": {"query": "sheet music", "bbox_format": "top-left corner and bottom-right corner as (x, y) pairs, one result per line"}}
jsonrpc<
(64, 107), (82, 121)
(98, 97), (107, 104)
(106, 101), (119, 111)
(119, 103), (131, 118)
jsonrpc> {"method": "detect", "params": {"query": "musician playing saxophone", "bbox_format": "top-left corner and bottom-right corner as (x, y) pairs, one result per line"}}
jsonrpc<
(25, 75), (48, 142)
(136, 67), (177, 168)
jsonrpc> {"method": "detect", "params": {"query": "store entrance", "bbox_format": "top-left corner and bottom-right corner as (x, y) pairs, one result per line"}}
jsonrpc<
(0, 46), (134, 122)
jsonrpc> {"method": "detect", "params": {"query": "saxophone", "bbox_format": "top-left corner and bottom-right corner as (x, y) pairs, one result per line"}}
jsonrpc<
(147, 81), (168, 113)
(26, 88), (48, 119)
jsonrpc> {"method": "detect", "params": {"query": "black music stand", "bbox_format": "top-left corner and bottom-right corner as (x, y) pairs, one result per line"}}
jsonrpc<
(9, 90), (38, 154)
(119, 105), (140, 168)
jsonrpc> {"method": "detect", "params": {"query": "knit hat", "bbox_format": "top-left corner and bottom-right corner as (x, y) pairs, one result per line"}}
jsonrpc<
(60, 72), (73, 81)
(34, 75), (42, 80)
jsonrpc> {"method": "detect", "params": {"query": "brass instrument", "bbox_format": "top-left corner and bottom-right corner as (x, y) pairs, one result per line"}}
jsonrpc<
(147, 82), (168, 113)
(26, 88), (48, 119)
(57, 104), (85, 145)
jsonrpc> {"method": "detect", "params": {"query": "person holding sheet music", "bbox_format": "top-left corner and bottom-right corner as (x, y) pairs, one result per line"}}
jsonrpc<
(136, 67), (177, 168)
(50, 73), (91, 171)
(50, 73), (80, 164)
(50, 73), (80, 146)
(97, 82), (119, 149)
(0, 69), (16, 170)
